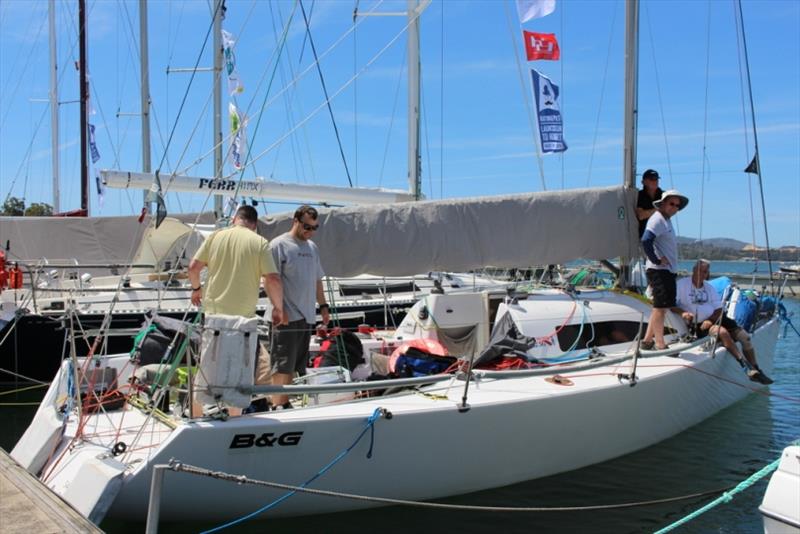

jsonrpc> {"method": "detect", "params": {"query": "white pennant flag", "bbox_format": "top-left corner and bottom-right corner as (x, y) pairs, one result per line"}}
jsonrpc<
(221, 29), (244, 95)
(228, 102), (247, 170)
(516, 0), (556, 23)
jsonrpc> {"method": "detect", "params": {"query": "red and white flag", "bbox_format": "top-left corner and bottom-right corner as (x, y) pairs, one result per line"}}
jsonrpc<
(516, 0), (556, 23)
(524, 31), (560, 61)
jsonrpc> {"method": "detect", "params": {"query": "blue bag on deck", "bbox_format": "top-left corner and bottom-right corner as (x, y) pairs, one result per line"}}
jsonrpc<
(760, 296), (777, 316)
(734, 296), (758, 332)
(708, 276), (732, 298)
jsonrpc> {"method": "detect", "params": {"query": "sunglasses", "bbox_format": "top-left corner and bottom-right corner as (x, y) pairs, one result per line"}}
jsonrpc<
(666, 201), (681, 207)
(302, 222), (319, 231)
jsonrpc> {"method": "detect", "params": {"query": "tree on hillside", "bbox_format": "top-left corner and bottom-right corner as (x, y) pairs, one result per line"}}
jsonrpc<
(1, 197), (24, 216)
(24, 203), (54, 216)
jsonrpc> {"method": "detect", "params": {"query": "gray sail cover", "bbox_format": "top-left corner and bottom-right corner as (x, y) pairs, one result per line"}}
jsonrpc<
(258, 186), (638, 277)
(0, 213), (214, 270)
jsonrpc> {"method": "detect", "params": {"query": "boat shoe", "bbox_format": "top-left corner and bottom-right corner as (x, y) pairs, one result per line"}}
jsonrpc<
(243, 397), (272, 414)
(747, 369), (774, 385)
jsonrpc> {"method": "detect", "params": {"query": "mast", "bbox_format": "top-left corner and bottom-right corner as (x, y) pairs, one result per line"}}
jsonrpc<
(618, 0), (639, 286)
(49, 0), (59, 213)
(139, 0), (152, 207)
(79, 0), (89, 215)
(622, 0), (639, 190)
(213, 0), (224, 215)
(407, 0), (422, 199)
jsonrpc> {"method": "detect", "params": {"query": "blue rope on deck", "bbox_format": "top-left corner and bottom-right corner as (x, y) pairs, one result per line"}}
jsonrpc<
(201, 407), (384, 533)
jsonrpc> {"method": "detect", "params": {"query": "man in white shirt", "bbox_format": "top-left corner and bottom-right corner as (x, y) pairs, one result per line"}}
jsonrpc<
(673, 259), (772, 384)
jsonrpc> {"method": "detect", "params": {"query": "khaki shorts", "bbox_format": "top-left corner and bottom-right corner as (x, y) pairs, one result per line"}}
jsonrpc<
(255, 340), (273, 385)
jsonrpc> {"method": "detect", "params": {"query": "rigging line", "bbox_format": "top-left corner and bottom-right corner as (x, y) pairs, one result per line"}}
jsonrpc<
(274, 0), (317, 183)
(298, 0), (316, 65)
(378, 47), (407, 187)
(644, 4), (676, 191)
(503, 1), (546, 192)
(733, 1), (758, 258)
(3, 105), (50, 205)
(699, 0), (713, 247)
(736, 0), (775, 281)
(0, 2), (45, 129)
(153, 0), (222, 175)
(165, 0), (188, 68)
(179, 0), (385, 177)
(229, 1), (298, 204)
(439, 0), (444, 199)
(235, 3), (420, 178)
(585, 2), (618, 186)
(270, 1), (310, 184)
(299, 0), (354, 187)
(353, 0), (359, 186)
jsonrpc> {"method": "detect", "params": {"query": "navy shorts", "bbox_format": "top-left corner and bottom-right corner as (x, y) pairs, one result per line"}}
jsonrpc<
(646, 269), (677, 309)
(270, 319), (312, 376)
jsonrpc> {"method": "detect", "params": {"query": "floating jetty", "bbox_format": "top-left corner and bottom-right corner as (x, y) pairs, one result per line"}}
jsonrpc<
(0, 448), (102, 533)
(724, 272), (800, 297)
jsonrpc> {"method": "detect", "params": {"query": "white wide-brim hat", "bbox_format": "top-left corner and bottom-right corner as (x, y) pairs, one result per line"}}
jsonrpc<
(653, 189), (689, 211)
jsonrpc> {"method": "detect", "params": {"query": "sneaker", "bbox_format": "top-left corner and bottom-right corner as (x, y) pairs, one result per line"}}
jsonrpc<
(243, 397), (271, 414)
(746, 369), (774, 385)
(272, 402), (294, 411)
(640, 340), (655, 350)
(749, 369), (774, 385)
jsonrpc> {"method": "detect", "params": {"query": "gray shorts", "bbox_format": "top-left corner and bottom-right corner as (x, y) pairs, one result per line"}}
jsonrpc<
(270, 320), (313, 376)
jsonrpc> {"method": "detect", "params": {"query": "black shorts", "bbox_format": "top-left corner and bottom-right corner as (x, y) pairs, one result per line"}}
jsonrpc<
(646, 269), (677, 309)
(693, 314), (741, 336)
(270, 319), (313, 376)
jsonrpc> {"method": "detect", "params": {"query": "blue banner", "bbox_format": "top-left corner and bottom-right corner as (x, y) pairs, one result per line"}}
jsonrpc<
(88, 123), (101, 163)
(530, 69), (567, 153)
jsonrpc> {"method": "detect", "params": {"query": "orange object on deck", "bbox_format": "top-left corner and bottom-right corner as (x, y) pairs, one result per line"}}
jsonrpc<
(8, 265), (23, 289)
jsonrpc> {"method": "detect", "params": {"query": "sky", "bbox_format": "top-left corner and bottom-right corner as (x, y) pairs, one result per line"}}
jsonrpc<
(0, 0), (798, 247)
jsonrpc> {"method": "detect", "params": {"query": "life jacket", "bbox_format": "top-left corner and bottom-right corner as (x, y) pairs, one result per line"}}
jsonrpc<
(8, 265), (23, 289)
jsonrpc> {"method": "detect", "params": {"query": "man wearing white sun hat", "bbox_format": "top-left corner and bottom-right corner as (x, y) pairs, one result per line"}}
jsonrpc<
(640, 189), (688, 351)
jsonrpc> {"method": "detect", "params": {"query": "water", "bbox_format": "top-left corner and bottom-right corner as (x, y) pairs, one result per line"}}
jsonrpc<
(2, 298), (798, 534)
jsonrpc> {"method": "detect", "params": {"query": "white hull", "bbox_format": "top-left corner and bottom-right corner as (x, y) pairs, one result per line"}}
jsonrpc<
(16, 304), (779, 522)
(761, 445), (800, 533)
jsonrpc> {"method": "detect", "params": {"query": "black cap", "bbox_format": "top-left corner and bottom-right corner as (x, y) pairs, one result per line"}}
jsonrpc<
(642, 169), (660, 181)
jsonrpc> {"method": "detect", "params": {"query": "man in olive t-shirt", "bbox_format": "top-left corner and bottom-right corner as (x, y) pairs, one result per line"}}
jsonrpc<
(188, 205), (284, 416)
(189, 205), (283, 321)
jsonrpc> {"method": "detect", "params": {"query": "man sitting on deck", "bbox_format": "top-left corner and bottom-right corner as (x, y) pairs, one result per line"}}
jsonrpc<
(672, 259), (773, 385)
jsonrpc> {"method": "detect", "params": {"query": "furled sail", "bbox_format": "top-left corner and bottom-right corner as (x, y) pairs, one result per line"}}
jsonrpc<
(258, 185), (638, 277)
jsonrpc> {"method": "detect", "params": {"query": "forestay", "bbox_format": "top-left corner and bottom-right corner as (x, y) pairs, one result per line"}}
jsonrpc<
(258, 185), (638, 277)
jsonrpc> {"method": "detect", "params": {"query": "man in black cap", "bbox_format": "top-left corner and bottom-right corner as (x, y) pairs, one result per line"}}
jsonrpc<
(636, 169), (663, 237)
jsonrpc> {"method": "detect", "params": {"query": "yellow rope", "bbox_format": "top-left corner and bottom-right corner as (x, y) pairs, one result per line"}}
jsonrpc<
(0, 383), (48, 396)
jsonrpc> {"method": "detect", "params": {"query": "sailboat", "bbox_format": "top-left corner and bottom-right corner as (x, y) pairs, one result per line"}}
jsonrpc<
(8, 0), (785, 527)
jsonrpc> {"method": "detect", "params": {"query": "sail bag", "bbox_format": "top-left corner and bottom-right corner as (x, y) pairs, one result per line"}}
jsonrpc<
(194, 314), (258, 407)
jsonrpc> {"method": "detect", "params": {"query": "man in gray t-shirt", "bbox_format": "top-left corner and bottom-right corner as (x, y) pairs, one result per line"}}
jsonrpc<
(268, 205), (330, 409)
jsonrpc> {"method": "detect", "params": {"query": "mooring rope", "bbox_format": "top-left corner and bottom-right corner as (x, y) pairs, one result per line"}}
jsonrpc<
(172, 460), (738, 513)
(654, 441), (799, 534)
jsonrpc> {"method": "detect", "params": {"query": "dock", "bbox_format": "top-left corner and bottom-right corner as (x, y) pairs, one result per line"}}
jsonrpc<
(0, 448), (103, 533)
(724, 272), (800, 297)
